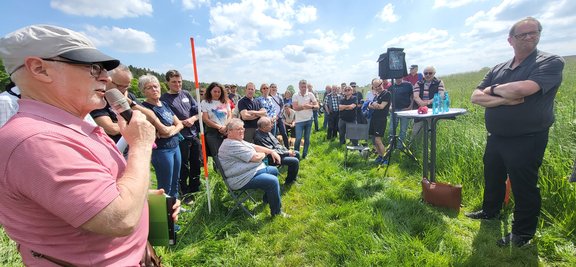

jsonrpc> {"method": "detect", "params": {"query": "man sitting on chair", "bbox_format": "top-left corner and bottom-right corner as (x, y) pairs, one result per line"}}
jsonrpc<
(218, 118), (288, 217)
(254, 117), (300, 184)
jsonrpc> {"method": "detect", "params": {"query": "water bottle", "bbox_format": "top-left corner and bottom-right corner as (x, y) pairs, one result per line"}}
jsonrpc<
(432, 93), (440, 114)
(443, 92), (450, 113)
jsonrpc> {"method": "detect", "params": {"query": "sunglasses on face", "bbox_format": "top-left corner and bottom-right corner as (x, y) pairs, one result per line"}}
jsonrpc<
(424, 72), (434, 75)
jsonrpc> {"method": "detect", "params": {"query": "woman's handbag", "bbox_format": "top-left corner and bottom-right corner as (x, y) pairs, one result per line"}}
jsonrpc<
(421, 177), (462, 211)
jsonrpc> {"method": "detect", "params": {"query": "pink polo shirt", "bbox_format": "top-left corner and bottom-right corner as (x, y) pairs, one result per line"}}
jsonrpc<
(0, 99), (148, 266)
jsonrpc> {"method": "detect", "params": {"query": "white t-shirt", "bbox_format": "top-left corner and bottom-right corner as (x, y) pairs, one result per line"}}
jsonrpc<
(200, 100), (230, 127)
(292, 92), (317, 123)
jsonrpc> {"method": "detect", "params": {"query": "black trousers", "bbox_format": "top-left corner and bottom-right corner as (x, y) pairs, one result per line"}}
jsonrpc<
(482, 130), (548, 237)
(179, 137), (202, 194)
(326, 112), (339, 140)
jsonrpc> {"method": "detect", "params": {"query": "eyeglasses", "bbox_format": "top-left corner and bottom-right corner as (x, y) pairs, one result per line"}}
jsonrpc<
(424, 72), (434, 75)
(513, 30), (540, 40)
(262, 87), (269, 89)
(42, 58), (105, 78)
(111, 81), (130, 90)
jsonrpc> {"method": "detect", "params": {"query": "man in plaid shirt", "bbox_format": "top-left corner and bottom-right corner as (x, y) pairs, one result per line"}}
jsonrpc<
(324, 84), (342, 140)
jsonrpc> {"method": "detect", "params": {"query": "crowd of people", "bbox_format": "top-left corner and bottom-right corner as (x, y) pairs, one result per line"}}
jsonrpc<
(0, 16), (564, 264)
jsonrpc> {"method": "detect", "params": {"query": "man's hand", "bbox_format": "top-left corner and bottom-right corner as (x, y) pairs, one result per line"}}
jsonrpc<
(270, 151), (281, 164)
(149, 189), (181, 222)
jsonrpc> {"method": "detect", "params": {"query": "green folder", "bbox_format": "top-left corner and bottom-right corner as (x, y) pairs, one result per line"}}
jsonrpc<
(148, 193), (176, 246)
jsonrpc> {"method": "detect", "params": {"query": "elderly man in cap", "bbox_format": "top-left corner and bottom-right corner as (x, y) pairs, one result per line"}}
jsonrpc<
(403, 64), (423, 86)
(0, 25), (172, 266)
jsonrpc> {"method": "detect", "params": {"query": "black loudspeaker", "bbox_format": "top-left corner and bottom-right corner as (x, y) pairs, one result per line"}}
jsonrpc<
(377, 48), (408, 79)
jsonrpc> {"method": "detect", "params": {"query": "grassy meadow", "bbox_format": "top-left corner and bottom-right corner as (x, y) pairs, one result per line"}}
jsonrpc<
(1, 57), (575, 266)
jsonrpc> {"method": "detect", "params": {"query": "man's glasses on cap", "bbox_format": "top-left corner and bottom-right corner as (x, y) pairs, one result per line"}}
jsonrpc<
(43, 58), (105, 79)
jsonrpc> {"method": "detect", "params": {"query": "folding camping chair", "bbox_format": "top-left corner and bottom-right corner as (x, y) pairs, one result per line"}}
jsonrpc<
(213, 157), (257, 218)
(344, 123), (371, 167)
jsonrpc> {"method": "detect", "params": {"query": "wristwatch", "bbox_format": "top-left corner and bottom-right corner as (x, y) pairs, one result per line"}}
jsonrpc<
(129, 100), (137, 108)
(489, 84), (499, 96)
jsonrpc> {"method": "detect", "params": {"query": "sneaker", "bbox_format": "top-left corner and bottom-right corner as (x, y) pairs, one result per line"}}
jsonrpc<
(374, 156), (383, 164)
(381, 159), (389, 165)
(497, 233), (532, 248)
(465, 210), (499, 220)
(273, 212), (291, 218)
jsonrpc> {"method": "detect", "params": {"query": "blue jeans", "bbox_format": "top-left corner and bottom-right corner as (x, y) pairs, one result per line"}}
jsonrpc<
(242, 166), (282, 215)
(294, 119), (312, 158)
(312, 110), (319, 131)
(280, 151), (300, 183)
(389, 115), (409, 148)
(151, 146), (181, 198)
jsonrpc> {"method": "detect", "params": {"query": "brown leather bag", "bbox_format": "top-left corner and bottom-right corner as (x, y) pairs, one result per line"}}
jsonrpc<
(421, 177), (462, 211)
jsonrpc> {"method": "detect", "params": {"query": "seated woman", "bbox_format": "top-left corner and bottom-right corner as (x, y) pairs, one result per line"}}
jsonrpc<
(139, 74), (183, 198)
(201, 82), (231, 157)
(218, 118), (288, 217)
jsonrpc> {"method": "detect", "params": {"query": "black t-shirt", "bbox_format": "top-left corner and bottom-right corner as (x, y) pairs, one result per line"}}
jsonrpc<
(389, 82), (413, 110)
(372, 91), (391, 119)
(339, 96), (357, 122)
(477, 50), (564, 136)
(238, 96), (262, 129)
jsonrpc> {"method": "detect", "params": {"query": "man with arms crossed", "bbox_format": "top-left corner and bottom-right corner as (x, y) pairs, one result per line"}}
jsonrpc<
(292, 79), (319, 159)
(468, 17), (564, 247)
(0, 25), (162, 265)
(161, 69), (202, 200)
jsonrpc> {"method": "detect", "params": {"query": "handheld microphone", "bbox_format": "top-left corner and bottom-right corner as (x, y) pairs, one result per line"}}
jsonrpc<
(105, 89), (132, 123)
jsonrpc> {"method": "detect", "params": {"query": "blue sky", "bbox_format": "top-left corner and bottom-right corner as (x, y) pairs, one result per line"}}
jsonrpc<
(1, 0), (574, 92)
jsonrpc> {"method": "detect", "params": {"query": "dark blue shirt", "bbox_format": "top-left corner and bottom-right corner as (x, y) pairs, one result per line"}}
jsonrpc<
(142, 101), (180, 149)
(160, 90), (199, 139)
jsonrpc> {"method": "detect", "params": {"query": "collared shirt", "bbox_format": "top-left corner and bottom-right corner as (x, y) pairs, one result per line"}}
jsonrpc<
(0, 99), (148, 266)
(477, 49), (565, 136)
(324, 92), (342, 114)
(292, 91), (317, 123)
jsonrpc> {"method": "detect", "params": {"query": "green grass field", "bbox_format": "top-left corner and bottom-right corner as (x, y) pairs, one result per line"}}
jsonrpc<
(1, 58), (575, 266)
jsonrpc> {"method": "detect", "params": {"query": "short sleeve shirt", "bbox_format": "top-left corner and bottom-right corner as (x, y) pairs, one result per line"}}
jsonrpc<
(477, 49), (565, 136)
(292, 92), (317, 123)
(161, 90), (199, 139)
(0, 99), (147, 266)
(238, 96), (262, 129)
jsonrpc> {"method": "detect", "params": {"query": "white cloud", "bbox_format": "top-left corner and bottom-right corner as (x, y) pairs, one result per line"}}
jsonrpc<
(83, 26), (155, 53)
(50, 0), (152, 19)
(296, 5), (318, 24)
(376, 3), (399, 23)
(302, 30), (355, 54)
(182, 0), (211, 10)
